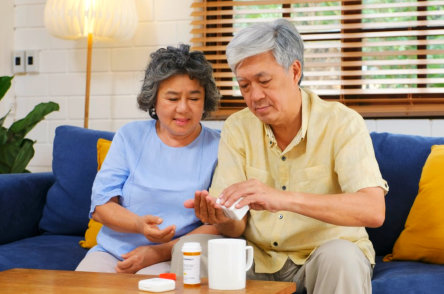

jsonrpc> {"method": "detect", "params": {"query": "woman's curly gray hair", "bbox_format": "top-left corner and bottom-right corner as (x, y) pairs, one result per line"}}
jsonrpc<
(137, 44), (220, 119)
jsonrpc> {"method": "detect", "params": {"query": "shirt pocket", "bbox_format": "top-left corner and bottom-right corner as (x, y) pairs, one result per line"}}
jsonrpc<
(246, 165), (275, 187)
(292, 165), (333, 194)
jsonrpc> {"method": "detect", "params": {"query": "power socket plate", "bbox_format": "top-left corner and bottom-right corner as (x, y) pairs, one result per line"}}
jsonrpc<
(25, 50), (39, 73)
(12, 50), (25, 74)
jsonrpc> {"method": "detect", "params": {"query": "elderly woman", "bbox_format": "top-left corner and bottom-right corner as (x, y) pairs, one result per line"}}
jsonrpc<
(76, 44), (221, 274)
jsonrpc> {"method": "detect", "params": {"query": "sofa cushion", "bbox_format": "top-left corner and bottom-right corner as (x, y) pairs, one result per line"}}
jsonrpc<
(384, 145), (444, 264)
(0, 234), (87, 271)
(0, 172), (54, 244)
(372, 256), (444, 294)
(39, 126), (114, 235)
(367, 133), (444, 256)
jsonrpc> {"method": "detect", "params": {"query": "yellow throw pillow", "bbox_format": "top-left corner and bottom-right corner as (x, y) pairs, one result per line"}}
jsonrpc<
(78, 218), (104, 249)
(96, 138), (112, 171)
(384, 145), (444, 264)
(79, 138), (111, 249)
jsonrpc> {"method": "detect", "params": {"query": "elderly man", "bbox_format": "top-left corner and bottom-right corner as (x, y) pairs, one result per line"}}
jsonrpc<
(175, 19), (388, 294)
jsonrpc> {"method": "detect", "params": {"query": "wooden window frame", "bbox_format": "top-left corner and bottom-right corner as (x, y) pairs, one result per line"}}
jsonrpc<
(191, 0), (444, 120)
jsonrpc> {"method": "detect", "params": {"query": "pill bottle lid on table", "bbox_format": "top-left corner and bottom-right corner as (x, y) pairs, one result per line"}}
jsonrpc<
(181, 242), (202, 253)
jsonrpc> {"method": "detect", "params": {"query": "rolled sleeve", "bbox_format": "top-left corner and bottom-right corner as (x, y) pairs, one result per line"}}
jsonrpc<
(333, 115), (388, 195)
(89, 131), (129, 217)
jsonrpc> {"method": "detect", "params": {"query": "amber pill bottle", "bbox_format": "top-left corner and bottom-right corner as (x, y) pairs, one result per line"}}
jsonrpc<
(182, 242), (202, 287)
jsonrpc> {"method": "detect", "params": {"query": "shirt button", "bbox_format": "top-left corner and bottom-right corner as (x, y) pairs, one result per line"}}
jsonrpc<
(282, 185), (286, 190)
(279, 214), (283, 219)
(273, 241), (278, 247)
(281, 156), (286, 161)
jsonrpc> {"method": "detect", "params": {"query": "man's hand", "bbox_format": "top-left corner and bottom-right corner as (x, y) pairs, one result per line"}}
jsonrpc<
(137, 215), (176, 243)
(184, 190), (231, 225)
(220, 180), (386, 228)
(116, 245), (164, 274)
(219, 179), (286, 212)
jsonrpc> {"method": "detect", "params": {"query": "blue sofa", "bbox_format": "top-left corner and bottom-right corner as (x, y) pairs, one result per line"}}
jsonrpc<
(1, 125), (444, 293)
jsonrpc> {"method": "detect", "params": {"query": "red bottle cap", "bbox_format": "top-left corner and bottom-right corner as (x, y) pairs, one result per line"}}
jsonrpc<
(159, 273), (176, 281)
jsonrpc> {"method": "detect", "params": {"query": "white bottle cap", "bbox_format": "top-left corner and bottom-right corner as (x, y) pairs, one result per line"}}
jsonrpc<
(138, 278), (175, 292)
(181, 242), (202, 253)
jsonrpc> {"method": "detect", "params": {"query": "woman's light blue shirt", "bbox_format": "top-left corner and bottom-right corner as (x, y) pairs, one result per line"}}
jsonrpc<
(89, 120), (220, 259)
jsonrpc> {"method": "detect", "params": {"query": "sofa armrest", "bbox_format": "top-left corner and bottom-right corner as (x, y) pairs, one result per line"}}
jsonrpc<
(0, 172), (55, 244)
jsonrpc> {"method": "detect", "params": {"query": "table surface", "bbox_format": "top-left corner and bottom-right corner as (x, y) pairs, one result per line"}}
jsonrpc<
(0, 268), (296, 294)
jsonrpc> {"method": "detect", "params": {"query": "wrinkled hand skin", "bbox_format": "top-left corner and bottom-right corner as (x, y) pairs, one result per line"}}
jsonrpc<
(218, 179), (285, 212)
(184, 190), (231, 225)
(138, 215), (176, 243)
(116, 245), (165, 274)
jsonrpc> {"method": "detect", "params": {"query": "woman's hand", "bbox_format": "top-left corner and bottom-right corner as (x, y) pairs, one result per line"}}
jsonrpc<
(185, 190), (231, 225)
(93, 198), (175, 243)
(137, 215), (176, 243)
(116, 244), (167, 274)
(185, 190), (247, 237)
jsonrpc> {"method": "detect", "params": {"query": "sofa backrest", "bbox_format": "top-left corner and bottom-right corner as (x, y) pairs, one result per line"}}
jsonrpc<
(368, 132), (444, 256)
(36, 125), (444, 252)
(39, 125), (114, 235)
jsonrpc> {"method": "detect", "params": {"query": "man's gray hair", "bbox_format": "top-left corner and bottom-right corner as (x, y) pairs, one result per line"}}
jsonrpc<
(226, 19), (304, 83)
(137, 44), (220, 119)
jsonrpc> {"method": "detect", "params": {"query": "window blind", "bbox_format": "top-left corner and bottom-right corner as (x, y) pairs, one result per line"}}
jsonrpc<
(191, 0), (444, 118)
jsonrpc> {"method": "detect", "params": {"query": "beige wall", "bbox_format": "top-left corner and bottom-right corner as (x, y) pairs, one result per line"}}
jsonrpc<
(12, 0), (194, 172)
(0, 0), (15, 127)
(0, 0), (14, 76)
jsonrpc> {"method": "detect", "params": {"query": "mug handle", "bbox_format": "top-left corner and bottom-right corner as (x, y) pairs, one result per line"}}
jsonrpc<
(245, 245), (253, 271)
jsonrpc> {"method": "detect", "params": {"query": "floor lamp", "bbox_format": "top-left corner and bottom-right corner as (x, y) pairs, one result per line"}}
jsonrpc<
(44, 0), (138, 128)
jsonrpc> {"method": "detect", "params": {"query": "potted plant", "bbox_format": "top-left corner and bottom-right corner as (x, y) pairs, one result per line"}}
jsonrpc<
(0, 75), (59, 173)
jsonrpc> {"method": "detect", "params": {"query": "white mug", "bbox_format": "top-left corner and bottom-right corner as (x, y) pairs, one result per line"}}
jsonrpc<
(208, 238), (253, 290)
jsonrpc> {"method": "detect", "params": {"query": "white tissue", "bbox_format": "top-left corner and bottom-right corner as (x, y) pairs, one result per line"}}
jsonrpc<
(216, 197), (249, 221)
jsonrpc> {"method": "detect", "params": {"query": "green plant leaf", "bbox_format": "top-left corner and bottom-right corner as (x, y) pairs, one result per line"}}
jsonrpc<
(0, 76), (13, 101)
(0, 138), (35, 174)
(0, 139), (20, 173)
(0, 109), (11, 127)
(9, 102), (59, 140)
(0, 127), (7, 145)
(0, 162), (10, 174)
(10, 139), (35, 173)
(0, 76), (57, 174)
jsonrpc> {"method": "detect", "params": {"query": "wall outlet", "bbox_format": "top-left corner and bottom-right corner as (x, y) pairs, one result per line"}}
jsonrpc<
(12, 50), (25, 74)
(25, 50), (39, 73)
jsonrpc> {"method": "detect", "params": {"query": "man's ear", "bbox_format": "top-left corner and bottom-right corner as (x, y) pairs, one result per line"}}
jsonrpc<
(291, 60), (302, 84)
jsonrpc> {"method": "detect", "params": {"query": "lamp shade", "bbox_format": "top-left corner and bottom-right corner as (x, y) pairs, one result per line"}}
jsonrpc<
(44, 0), (138, 41)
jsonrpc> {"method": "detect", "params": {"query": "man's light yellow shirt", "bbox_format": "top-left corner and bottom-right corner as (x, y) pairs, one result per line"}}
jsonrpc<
(209, 88), (388, 274)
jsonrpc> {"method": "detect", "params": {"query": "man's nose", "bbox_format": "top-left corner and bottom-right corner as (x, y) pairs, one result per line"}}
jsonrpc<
(250, 84), (265, 101)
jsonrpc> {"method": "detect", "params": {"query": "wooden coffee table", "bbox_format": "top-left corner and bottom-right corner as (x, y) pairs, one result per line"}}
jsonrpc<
(0, 268), (296, 293)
